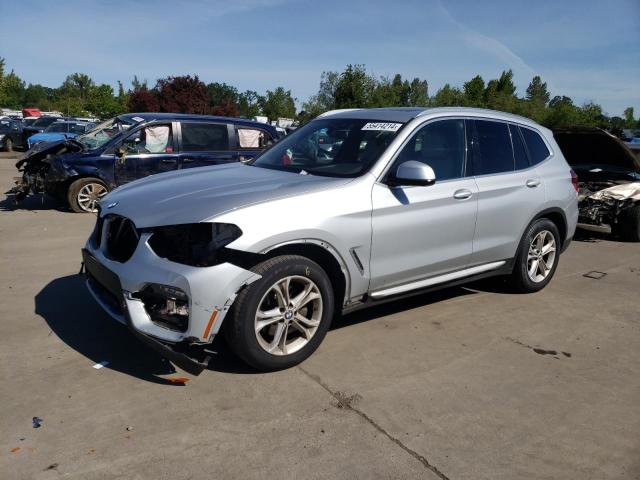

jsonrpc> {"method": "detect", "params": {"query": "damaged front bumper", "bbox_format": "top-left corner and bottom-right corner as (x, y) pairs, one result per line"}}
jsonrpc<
(578, 182), (640, 229)
(82, 232), (261, 375)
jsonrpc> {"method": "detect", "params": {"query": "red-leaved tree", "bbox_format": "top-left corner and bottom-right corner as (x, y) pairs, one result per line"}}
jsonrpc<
(156, 75), (209, 114)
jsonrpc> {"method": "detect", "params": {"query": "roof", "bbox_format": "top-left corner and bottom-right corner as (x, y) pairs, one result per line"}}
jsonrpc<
(320, 107), (542, 128)
(119, 112), (278, 131)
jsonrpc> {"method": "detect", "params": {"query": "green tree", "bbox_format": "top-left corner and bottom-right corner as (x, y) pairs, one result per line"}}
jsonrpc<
(300, 71), (340, 121)
(526, 75), (550, 105)
(207, 82), (239, 108)
(333, 64), (375, 109)
(238, 90), (261, 118)
(1, 70), (26, 108)
(259, 87), (296, 120)
(408, 78), (429, 106)
(86, 84), (124, 118)
(432, 84), (463, 106)
(623, 107), (635, 128)
(463, 75), (485, 106)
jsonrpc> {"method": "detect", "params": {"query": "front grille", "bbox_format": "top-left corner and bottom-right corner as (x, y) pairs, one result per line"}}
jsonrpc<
(91, 215), (104, 248)
(104, 215), (139, 263)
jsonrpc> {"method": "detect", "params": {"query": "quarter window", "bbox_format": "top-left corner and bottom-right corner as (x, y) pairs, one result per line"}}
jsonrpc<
(521, 127), (551, 165)
(394, 119), (466, 181)
(181, 123), (229, 151)
(469, 120), (514, 175)
(510, 124), (529, 170)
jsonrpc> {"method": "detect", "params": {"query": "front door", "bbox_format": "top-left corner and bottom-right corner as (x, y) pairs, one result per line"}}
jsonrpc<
(370, 119), (478, 291)
(114, 123), (179, 185)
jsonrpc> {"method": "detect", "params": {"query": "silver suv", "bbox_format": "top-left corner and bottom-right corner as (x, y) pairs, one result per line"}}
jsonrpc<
(82, 108), (578, 373)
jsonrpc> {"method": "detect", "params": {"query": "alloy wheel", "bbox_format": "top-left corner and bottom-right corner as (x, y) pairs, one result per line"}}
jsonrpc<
(254, 275), (323, 356)
(77, 183), (107, 213)
(527, 230), (556, 283)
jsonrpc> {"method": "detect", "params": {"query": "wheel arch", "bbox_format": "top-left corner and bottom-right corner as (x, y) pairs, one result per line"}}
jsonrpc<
(531, 207), (568, 249)
(259, 239), (350, 312)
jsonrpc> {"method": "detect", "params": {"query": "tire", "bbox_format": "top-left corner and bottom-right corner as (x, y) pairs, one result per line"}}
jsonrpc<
(612, 205), (640, 242)
(225, 255), (335, 371)
(3, 137), (13, 152)
(509, 218), (561, 293)
(67, 177), (109, 213)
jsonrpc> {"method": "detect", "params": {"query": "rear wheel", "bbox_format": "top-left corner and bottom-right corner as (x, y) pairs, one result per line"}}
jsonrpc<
(225, 255), (334, 371)
(612, 205), (640, 242)
(3, 137), (13, 152)
(67, 177), (108, 213)
(509, 219), (561, 293)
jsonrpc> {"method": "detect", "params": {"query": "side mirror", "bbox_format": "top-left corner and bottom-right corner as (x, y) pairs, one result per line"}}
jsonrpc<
(116, 146), (126, 158)
(390, 160), (436, 186)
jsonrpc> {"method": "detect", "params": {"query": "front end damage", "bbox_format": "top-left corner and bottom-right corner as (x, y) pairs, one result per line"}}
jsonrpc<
(578, 182), (640, 229)
(82, 214), (263, 375)
(8, 140), (83, 201)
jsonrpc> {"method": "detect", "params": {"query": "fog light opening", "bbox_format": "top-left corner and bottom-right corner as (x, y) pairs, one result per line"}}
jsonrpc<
(134, 284), (190, 332)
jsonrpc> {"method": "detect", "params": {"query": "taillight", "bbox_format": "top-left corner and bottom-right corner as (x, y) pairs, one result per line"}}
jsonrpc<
(570, 169), (579, 193)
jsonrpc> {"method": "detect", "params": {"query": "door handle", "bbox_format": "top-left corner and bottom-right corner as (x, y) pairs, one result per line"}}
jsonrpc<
(161, 158), (177, 163)
(526, 179), (541, 188)
(181, 158), (194, 163)
(453, 189), (473, 200)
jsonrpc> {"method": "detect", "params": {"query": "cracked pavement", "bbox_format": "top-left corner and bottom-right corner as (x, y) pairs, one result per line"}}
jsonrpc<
(1, 152), (639, 479)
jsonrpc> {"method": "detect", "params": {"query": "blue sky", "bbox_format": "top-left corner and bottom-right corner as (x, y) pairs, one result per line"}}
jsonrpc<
(1, 0), (639, 116)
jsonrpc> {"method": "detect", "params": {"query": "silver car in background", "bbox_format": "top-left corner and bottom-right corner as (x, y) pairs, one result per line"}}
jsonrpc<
(82, 107), (578, 373)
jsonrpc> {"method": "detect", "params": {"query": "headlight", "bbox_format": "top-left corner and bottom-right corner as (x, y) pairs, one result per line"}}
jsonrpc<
(147, 223), (242, 267)
(0, 134), (5, 139)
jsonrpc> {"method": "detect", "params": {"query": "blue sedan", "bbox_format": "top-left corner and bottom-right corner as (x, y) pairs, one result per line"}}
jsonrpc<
(27, 121), (95, 149)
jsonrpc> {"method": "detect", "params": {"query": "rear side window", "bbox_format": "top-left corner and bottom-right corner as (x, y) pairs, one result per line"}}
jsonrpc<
(181, 123), (229, 151)
(510, 124), (529, 170)
(521, 127), (550, 165)
(237, 128), (273, 149)
(469, 120), (514, 175)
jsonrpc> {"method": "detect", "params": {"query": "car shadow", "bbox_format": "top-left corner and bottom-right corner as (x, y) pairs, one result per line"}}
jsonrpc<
(334, 279), (509, 330)
(0, 192), (69, 212)
(37, 274), (511, 382)
(36, 274), (258, 382)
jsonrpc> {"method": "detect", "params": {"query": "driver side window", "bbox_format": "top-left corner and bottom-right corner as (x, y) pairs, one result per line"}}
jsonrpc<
(122, 124), (174, 154)
(394, 119), (466, 181)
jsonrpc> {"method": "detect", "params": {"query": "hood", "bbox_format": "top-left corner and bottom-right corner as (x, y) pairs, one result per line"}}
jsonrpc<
(554, 127), (640, 172)
(101, 163), (352, 228)
(30, 132), (77, 142)
(16, 139), (84, 169)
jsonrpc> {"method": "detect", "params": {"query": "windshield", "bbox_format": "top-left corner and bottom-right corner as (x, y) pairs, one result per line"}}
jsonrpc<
(32, 117), (59, 128)
(251, 118), (404, 177)
(76, 116), (137, 150)
(23, 118), (36, 126)
(0, 121), (10, 133)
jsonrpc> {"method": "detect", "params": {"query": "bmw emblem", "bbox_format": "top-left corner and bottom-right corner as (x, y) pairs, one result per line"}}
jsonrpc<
(107, 202), (119, 209)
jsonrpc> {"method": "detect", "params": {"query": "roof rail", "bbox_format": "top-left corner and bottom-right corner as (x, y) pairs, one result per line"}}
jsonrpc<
(317, 108), (362, 118)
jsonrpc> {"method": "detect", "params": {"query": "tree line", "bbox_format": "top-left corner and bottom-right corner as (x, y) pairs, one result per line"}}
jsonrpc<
(0, 58), (637, 133)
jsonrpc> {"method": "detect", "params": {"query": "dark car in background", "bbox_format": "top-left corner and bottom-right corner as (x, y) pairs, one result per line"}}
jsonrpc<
(21, 116), (64, 146)
(0, 118), (23, 151)
(12, 113), (280, 212)
(26, 121), (96, 149)
(554, 127), (640, 241)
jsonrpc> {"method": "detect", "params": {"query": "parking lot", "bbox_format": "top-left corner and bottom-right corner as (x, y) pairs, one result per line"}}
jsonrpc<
(0, 150), (638, 480)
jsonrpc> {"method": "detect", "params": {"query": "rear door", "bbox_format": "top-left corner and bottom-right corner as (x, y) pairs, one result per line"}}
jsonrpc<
(177, 121), (235, 168)
(114, 122), (179, 185)
(468, 119), (546, 265)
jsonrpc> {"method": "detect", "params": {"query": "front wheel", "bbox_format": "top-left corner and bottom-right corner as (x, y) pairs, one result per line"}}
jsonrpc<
(225, 255), (335, 371)
(67, 177), (109, 213)
(509, 219), (561, 293)
(612, 205), (640, 242)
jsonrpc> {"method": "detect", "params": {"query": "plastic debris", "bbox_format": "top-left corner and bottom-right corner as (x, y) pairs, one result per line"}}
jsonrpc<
(10, 447), (20, 453)
(32, 417), (42, 428)
(126, 426), (134, 431)
(93, 361), (110, 369)
(166, 377), (190, 384)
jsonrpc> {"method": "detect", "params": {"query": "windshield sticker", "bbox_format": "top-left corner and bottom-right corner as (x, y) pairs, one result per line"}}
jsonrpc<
(131, 116), (145, 123)
(361, 122), (402, 132)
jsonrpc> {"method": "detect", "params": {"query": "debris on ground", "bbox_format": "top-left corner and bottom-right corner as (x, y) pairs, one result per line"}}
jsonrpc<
(126, 425), (134, 431)
(92, 361), (110, 369)
(43, 463), (59, 471)
(10, 447), (20, 453)
(32, 417), (42, 428)
(166, 377), (190, 384)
